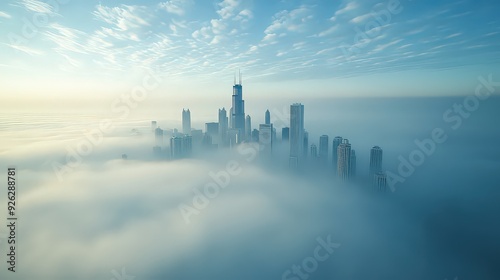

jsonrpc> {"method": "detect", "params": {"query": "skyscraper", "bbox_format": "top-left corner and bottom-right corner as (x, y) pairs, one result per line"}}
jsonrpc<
(251, 129), (259, 142)
(265, 109), (271, 125)
(155, 127), (163, 147)
(245, 115), (252, 141)
(219, 108), (228, 147)
(182, 135), (192, 157)
(319, 135), (329, 165)
(259, 123), (273, 156)
(289, 103), (304, 168)
(182, 109), (191, 135)
(303, 131), (309, 159)
(205, 122), (219, 144)
(350, 149), (356, 178)
(310, 144), (318, 158)
(282, 127), (289, 142)
(170, 136), (183, 159)
(151, 121), (157, 132)
(231, 72), (245, 142)
(374, 172), (387, 192)
(369, 146), (383, 176)
(337, 139), (351, 181)
(332, 136), (343, 175)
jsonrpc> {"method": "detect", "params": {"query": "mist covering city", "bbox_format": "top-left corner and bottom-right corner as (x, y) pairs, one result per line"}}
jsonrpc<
(1, 0), (500, 279)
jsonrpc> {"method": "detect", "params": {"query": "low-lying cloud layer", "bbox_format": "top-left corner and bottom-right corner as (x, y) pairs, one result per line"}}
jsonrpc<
(1, 97), (499, 280)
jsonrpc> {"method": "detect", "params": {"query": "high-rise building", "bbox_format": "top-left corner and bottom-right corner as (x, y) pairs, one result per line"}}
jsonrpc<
(332, 136), (343, 175)
(289, 103), (304, 168)
(170, 136), (183, 159)
(259, 123), (273, 156)
(282, 127), (289, 142)
(227, 129), (238, 147)
(272, 127), (276, 145)
(374, 172), (387, 191)
(182, 135), (192, 157)
(182, 109), (191, 135)
(151, 121), (157, 132)
(245, 115), (252, 141)
(205, 122), (219, 144)
(265, 109), (271, 125)
(350, 149), (356, 178)
(231, 72), (245, 142)
(337, 139), (351, 181)
(310, 144), (318, 158)
(219, 108), (228, 147)
(319, 135), (329, 165)
(251, 129), (259, 142)
(303, 131), (309, 159)
(191, 129), (203, 147)
(229, 107), (234, 129)
(155, 127), (163, 147)
(369, 146), (383, 176)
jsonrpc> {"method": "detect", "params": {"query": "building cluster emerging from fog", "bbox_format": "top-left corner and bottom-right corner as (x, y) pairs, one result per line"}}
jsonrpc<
(151, 74), (388, 191)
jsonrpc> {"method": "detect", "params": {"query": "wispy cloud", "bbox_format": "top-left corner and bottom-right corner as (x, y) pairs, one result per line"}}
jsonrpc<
(317, 25), (339, 37)
(93, 4), (151, 31)
(158, 0), (192, 16)
(334, 1), (359, 16)
(350, 13), (372, 24)
(19, 0), (58, 16)
(4, 43), (44, 56)
(0, 11), (11, 18)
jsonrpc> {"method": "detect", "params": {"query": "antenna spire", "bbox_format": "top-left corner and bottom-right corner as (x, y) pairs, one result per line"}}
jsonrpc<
(239, 69), (242, 85)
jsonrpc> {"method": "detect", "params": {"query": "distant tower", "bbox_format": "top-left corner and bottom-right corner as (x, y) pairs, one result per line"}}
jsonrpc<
(151, 121), (157, 132)
(282, 127), (290, 142)
(219, 108), (228, 147)
(182, 109), (191, 135)
(350, 149), (356, 178)
(332, 136), (343, 175)
(155, 127), (164, 147)
(245, 115), (252, 141)
(259, 123), (273, 156)
(369, 146), (383, 176)
(251, 129), (259, 142)
(303, 131), (309, 159)
(310, 144), (318, 158)
(205, 122), (219, 145)
(229, 107), (234, 129)
(265, 109), (271, 125)
(170, 136), (183, 159)
(289, 103), (304, 168)
(231, 71), (245, 142)
(337, 139), (351, 181)
(182, 135), (192, 157)
(319, 135), (329, 165)
(374, 172), (387, 191)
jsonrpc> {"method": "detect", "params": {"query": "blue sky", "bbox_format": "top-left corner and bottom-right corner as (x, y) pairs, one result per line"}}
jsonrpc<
(1, 0), (500, 100)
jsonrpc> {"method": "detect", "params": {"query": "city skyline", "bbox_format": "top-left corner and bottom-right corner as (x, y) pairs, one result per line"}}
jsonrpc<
(150, 78), (381, 185)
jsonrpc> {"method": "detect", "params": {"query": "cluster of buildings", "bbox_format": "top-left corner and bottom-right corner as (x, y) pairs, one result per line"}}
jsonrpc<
(151, 75), (388, 191)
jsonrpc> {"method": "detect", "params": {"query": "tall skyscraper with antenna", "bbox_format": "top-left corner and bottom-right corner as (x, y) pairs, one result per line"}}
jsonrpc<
(231, 71), (245, 143)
